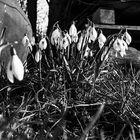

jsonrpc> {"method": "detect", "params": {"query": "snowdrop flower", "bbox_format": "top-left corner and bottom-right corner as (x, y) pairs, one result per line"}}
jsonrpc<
(123, 29), (132, 45)
(51, 26), (61, 46)
(88, 24), (97, 43)
(113, 37), (121, 52)
(121, 37), (128, 50)
(113, 38), (121, 52)
(22, 34), (29, 46)
(35, 49), (42, 63)
(69, 21), (78, 43)
(98, 30), (106, 49)
(113, 36), (128, 57)
(84, 46), (90, 57)
(113, 37), (122, 57)
(10, 47), (24, 81)
(7, 47), (24, 83)
(39, 37), (47, 50)
(22, 34), (32, 52)
(60, 36), (68, 50)
(119, 36), (128, 57)
(60, 31), (71, 50)
(31, 36), (35, 46)
(65, 32), (71, 44)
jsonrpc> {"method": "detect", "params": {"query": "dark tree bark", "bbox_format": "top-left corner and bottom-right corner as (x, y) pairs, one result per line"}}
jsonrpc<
(27, 0), (37, 37)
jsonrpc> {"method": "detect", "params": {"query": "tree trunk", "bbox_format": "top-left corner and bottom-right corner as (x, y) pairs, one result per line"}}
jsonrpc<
(27, 0), (37, 37)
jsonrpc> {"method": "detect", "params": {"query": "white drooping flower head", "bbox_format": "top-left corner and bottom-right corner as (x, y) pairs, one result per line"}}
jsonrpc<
(11, 47), (24, 81)
(65, 31), (72, 45)
(60, 31), (71, 50)
(113, 35), (128, 57)
(22, 34), (32, 52)
(88, 24), (97, 43)
(113, 37), (122, 52)
(69, 21), (78, 43)
(7, 47), (24, 83)
(22, 34), (29, 47)
(39, 37), (47, 50)
(98, 30), (107, 49)
(51, 24), (62, 46)
(35, 49), (42, 63)
(84, 46), (90, 58)
(119, 36), (128, 57)
(123, 29), (132, 45)
(31, 36), (35, 46)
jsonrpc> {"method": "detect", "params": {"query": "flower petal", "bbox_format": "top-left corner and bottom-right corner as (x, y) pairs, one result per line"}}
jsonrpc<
(7, 60), (14, 83)
(12, 55), (24, 81)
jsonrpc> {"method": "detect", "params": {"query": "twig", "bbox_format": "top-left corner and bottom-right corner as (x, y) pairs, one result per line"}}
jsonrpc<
(18, 114), (35, 122)
(35, 87), (44, 109)
(42, 103), (61, 113)
(67, 102), (102, 109)
(0, 86), (10, 92)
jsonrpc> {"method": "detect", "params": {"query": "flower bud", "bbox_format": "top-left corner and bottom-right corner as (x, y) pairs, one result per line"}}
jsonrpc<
(7, 60), (14, 83)
(7, 47), (24, 83)
(98, 31), (106, 49)
(69, 21), (78, 43)
(39, 37), (47, 50)
(11, 48), (24, 81)
(35, 49), (42, 63)
(51, 27), (61, 46)
(123, 29), (132, 45)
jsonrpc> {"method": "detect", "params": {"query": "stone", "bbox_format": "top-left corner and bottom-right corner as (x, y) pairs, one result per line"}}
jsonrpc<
(92, 8), (115, 25)
(0, 0), (32, 70)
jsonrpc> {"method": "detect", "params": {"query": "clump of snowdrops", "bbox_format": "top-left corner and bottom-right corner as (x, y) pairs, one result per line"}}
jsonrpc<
(1, 19), (140, 140)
